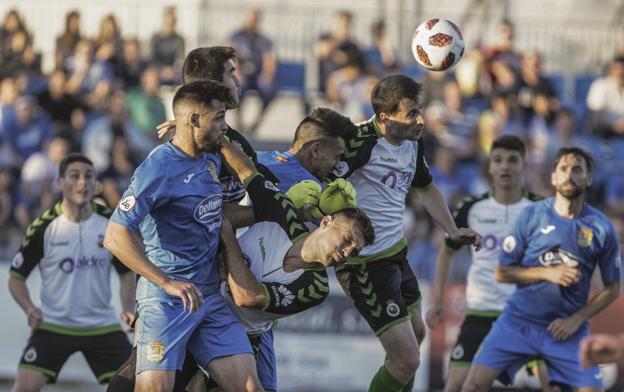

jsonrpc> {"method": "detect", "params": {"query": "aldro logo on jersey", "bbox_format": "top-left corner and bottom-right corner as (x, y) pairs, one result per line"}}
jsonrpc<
(380, 170), (414, 189)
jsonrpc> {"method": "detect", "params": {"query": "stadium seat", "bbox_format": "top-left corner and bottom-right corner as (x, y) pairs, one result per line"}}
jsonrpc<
(573, 74), (598, 133)
(544, 73), (565, 98)
(276, 61), (305, 94)
(275, 61), (309, 114)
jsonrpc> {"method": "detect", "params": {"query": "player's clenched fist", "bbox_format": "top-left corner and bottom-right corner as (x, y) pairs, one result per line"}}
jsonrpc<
(312, 178), (357, 219)
(286, 180), (322, 209)
(163, 279), (203, 313)
(448, 227), (483, 251)
(546, 263), (581, 287)
(580, 334), (624, 368)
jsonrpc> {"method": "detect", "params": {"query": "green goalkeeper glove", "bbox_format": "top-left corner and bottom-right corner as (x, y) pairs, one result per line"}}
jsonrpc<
(311, 178), (357, 220)
(285, 180), (322, 209)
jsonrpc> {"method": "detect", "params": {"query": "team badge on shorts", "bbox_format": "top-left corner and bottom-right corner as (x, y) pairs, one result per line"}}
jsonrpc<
(146, 340), (164, 363)
(577, 227), (593, 247)
(207, 162), (219, 182)
(24, 347), (37, 363)
(386, 302), (400, 317)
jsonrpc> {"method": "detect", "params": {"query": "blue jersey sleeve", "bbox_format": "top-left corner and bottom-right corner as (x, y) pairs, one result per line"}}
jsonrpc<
(598, 221), (622, 285)
(110, 163), (169, 231)
(499, 205), (532, 266)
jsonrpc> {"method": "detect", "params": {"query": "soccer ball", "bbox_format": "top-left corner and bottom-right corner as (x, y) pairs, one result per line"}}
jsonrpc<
(411, 18), (465, 71)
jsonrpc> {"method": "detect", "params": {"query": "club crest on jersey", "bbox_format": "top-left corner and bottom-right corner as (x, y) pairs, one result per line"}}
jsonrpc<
(119, 195), (136, 212)
(11, 252), (24, 269)
(502, 236), (516, 253)
(146, 340), (164, 363)
(577, 227), (593, 247)
(207, 161), (219, 182)
(24, 347), (37, 363)
(194, 194), (222, 224)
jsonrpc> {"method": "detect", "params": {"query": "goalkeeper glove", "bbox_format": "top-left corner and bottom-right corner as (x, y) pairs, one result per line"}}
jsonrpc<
(285, 180), (322, 209)
(311, 178), (357, 220)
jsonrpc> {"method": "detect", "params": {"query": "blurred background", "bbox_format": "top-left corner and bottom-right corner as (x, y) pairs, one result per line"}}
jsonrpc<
(1, 0), (624, 390)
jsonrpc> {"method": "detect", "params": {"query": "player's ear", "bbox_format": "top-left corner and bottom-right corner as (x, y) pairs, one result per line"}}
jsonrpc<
(320, 214), (334, 227)
(550, 171), (557, 187)
(586, 173), (593, 187)
(190, 113), (200, 128)
(311, 141), (322, 157)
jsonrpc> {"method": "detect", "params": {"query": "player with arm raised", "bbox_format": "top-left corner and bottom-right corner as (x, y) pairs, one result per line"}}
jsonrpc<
(462, 147), (621, 392)
(331, 74), (482, 392)
(211, 141), (375, 391)
(257, 107), (358, 221)
(104, 80), (263, 392)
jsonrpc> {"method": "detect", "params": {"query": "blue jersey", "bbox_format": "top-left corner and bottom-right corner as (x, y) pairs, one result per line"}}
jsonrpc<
(257, 150), (321, 193)
(111, 142), (223, 294)
(500, 198), (621, 325)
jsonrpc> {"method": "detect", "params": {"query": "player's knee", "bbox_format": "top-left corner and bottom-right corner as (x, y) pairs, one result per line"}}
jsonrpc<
(12, 379), (43, 392)
(389, 345), (420, 375)
(414, 324), (426, 344)
(459, 378), (483, 392)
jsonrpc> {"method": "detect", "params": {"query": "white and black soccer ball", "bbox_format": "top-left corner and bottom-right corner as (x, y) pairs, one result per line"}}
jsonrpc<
(411, 18), (465, 71)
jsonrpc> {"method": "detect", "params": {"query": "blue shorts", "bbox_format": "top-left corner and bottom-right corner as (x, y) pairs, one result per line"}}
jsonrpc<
(135, 282), (252, 374)
(255, 330), (276, 391)
(473, 312), (602, 388)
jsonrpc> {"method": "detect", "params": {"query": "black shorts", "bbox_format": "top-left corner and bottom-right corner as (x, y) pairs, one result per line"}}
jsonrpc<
(449, 314), (497, 365)
(19, 329), (131, 383)
(335, 247), (421, 336)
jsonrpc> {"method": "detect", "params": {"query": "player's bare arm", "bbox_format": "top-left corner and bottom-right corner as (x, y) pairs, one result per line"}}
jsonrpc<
(223, 203), (255, 229)
(496, 263), (581, 286)
(118, 271), (136, 330)
(219, 141), (257, 186)
(8, 277), (43, 330)
(220, 218), (267, 308)
(548, 280), (620, 341)
(426, 245), (456, 329)
(414, 184), (483, 250)
(104, 221), (203, 313)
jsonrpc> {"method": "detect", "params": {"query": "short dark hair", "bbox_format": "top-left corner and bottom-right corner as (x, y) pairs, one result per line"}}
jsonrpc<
(333, 207), (375, 246)
(491, 135), (526, 157)
(173, 80), (234, 110)
(553, 147), (595, 173)
(293, 107), (358, 144)
(182, 46), (237, 84)
(371, 74), (423, 116)
(59, 153), (93, 177)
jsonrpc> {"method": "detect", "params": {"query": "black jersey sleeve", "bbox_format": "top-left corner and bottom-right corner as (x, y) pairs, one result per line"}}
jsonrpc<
(410, 140), (434, 188)
(261, 270), (329, 314)
(10, 205), (60, 280)
(246, 173), (309, 241)
(444, 193), (489, 250)
(331, 122), (378, 180)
